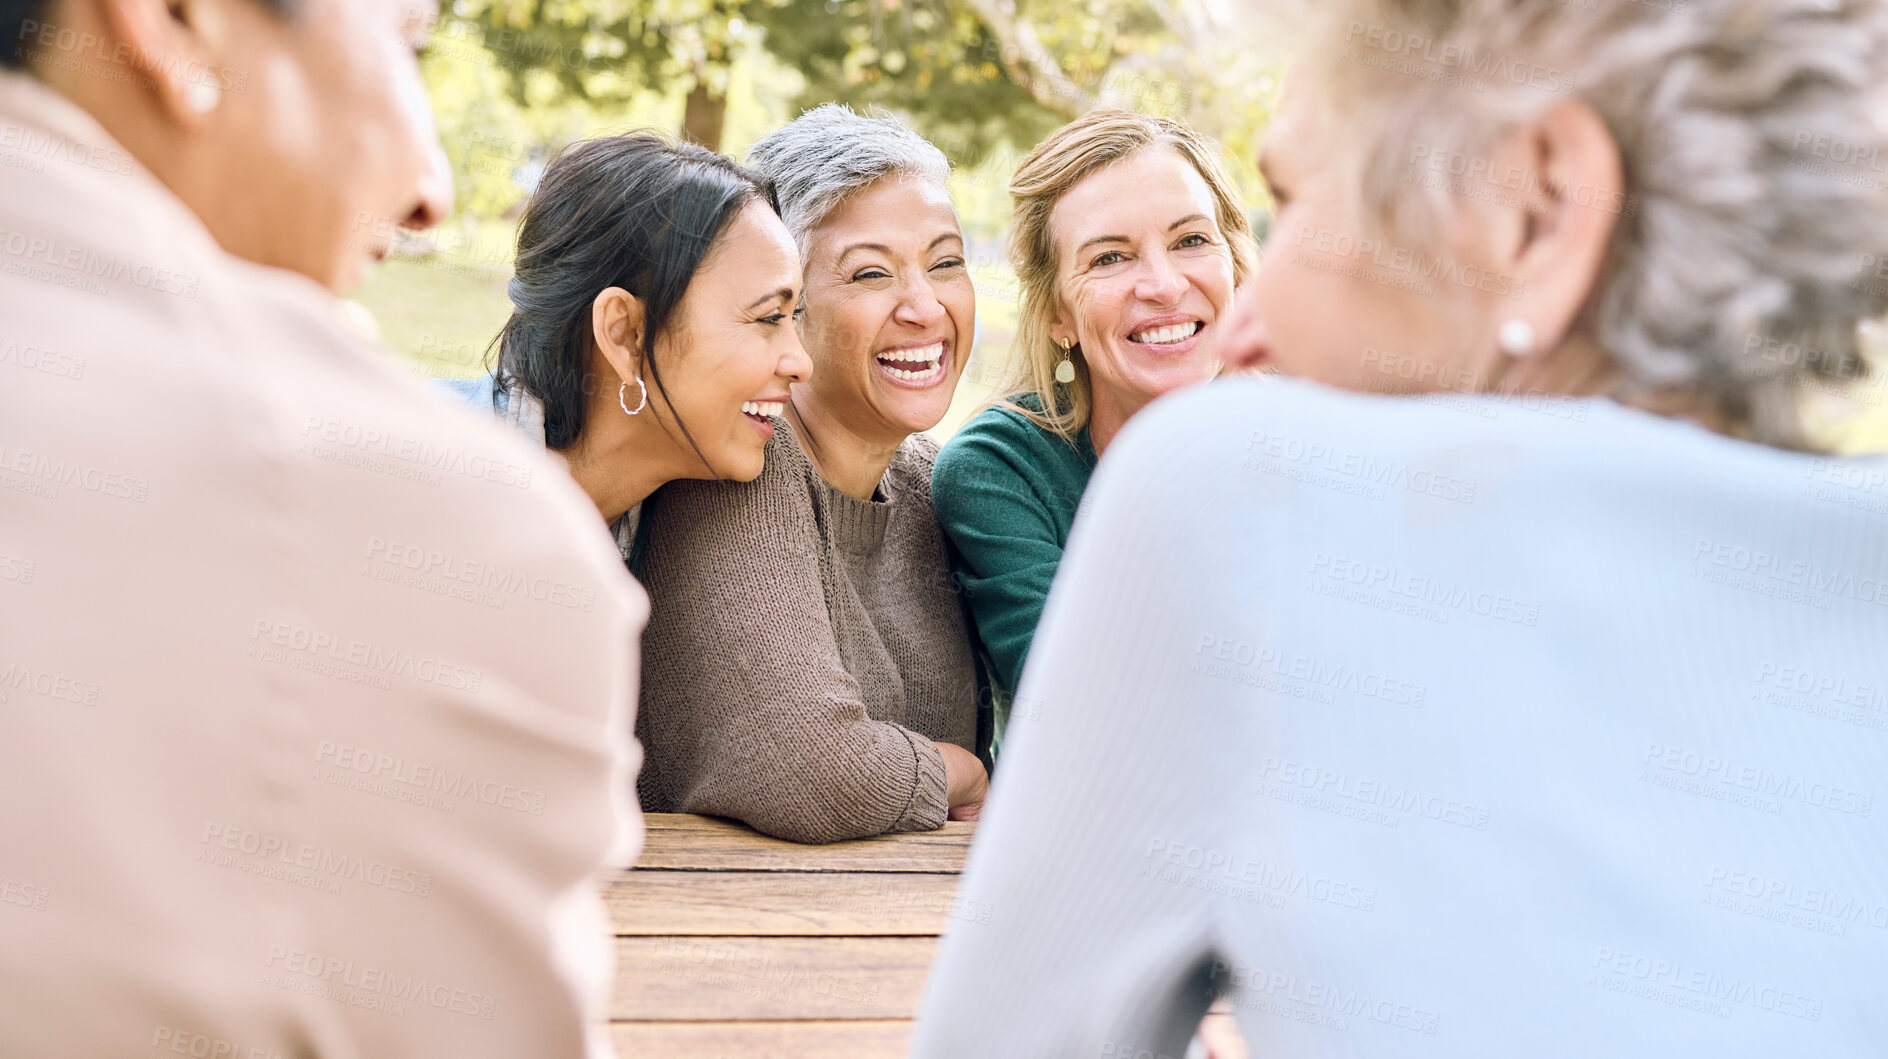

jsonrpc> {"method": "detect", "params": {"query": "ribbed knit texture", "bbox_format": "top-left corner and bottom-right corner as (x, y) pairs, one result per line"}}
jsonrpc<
(932, 397), (1098, 701)
(636, 419), (979, 843)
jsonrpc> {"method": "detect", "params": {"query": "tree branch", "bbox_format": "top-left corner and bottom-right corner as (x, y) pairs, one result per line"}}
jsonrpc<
(958, 0), (1095, 118)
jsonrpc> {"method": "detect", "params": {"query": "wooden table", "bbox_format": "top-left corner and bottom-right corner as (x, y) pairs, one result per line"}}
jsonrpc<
(606, 813), (1249, 1058)
(606, 813), (973, 1057)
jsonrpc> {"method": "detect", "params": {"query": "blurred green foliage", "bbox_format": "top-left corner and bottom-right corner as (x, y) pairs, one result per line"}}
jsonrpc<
(418, 0), (1278, 221)
(372, 0), (1279, 441)
(361, 4), (1888, 453)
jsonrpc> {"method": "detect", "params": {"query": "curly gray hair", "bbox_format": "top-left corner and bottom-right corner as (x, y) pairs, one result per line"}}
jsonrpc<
(743, 103), (953, 256)
(1291, 0), (1888, 448)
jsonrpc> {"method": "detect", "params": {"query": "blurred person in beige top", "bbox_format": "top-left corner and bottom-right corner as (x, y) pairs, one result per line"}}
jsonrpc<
(0, 0), (646, 1056)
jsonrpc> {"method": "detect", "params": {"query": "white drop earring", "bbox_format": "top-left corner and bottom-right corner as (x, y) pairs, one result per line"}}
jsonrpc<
(183, 80), (220, 115)
(1497, 319), (1536, 356)
(1053, 338), (1076, 384)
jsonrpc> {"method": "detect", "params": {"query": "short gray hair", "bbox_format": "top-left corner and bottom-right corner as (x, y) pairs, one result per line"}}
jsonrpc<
(745, 104), (953, 254)
(1293, 0), (1888, 449)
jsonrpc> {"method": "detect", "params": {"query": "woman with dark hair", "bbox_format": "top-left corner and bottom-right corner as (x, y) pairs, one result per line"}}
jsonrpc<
(931, 109), (1255, 753)
(630, 105), (986, 845)
(445, 132), (813, 561)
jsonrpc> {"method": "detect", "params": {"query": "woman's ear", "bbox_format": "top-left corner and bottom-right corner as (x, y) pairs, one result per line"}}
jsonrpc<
(1047, 301), (1076, 350)
(83, 0), (233, 128)
(1492, 100), (1624, 354)
(590, 287), (647, 385)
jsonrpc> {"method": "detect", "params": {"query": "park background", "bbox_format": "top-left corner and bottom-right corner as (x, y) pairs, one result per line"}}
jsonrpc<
(353, 0), (1888, 452)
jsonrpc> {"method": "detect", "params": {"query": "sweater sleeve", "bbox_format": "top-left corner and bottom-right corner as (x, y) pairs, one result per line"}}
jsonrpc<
(912, 394), (1228, 1057)
(637, 443), (950, 845)
(932, 415), (1078, 694)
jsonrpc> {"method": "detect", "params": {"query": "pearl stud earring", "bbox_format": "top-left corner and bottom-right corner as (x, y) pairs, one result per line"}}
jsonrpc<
(184, 80), (220, 115)
(1497, 318), (1536, 356)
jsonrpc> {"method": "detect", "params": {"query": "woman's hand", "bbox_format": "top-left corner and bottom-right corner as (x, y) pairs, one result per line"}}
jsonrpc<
(936, 741), (988, 821)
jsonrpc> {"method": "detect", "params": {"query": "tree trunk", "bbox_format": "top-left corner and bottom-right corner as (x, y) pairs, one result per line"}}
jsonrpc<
(682, 79), (727, 151)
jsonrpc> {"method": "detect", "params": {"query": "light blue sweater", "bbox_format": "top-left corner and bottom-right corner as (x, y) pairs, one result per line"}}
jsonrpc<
(914, 377), (1888, 1056)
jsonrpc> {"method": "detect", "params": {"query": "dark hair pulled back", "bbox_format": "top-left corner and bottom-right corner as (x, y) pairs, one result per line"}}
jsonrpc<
(493, 132), (778, 459)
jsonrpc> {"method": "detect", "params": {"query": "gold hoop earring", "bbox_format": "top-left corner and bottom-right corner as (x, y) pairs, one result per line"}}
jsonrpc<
(1054, 338), (1076, 385)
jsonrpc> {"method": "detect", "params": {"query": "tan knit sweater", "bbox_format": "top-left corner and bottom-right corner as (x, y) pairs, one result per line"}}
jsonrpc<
(635, 419), (980, 843)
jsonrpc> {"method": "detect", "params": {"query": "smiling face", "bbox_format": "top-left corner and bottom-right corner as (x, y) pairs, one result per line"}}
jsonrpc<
(1047, 145), (1236, 432)
(797, 175), (975, 441)
(649, 200), (813, 481)
(290, 0), (455, 291)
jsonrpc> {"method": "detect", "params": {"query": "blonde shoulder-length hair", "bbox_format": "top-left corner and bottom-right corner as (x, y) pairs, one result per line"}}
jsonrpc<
(999, 108), (1257, 441)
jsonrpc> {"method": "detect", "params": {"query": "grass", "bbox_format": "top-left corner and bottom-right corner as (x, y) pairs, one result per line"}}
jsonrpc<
(350, 256), (512, 382)
(347, 216), (523, 381)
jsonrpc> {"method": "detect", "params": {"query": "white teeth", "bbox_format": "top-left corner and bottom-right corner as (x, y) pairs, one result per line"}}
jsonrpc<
(741, 400), (784, 417)
(1130, 323), (1199, 345)
(874, 341), (946, 383)
(882, 361), (944, 382)
(875, 342), (945, 365)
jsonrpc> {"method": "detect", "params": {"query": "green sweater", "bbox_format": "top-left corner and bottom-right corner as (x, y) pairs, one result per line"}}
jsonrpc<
(932, 399), (1099, 726)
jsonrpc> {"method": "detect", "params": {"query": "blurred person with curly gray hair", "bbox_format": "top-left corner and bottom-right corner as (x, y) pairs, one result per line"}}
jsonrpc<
(912, 2), (1888, 1054)
(632, 105), (989, 843)
(1219, 0), (1888, 443)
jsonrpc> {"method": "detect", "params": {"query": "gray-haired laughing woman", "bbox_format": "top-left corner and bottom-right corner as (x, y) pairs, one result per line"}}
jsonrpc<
(633, 105), (986, 843)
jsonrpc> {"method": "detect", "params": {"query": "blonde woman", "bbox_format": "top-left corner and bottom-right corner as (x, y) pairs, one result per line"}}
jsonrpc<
(932, 110), (1256, 735)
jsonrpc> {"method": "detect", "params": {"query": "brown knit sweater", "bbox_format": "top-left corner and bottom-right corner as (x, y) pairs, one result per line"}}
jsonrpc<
(635, 419), (980, 844)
